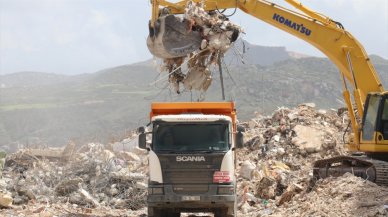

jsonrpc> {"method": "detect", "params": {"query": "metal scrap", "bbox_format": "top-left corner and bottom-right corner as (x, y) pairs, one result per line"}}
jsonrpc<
(149, 1), (242, 98)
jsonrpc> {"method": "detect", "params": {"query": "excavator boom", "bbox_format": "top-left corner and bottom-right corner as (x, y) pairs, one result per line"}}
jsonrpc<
(149, 0), (383, 113)
(148, 0), (388, 186)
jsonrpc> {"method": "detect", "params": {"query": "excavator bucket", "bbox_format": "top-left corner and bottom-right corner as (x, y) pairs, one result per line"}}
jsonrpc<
(147, 15), (202, 59)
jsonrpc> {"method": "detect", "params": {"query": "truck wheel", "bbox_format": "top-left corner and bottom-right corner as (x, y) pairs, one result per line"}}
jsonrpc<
(169, 211), (180, 217)
(165, 209), (180, 217)
(150, 208), (179, 217)
(214, 208), (228, 217)
(147, 207), (154, 217)
(225, 201), (237, 217)
(148, 207), (162, 217)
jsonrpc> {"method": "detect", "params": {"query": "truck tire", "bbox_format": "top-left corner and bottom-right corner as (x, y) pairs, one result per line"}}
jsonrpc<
(225, 201), (237, 217)
(149, 207), (180, 217)
(163, 209), (180, 217)
(168, 211), (180, 217)
(148, 207), (161, 217)
(214, 208), (228, 217)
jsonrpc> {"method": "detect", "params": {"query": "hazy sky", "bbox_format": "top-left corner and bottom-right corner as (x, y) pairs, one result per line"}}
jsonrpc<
(1, 0), (387, 75)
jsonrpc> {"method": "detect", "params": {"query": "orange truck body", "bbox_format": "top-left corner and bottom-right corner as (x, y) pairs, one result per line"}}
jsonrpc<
(150, 102), (237, 131)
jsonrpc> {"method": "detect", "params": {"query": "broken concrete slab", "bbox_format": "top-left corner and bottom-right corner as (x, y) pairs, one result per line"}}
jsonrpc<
(0, 192), (13, 207)
(292, 125), (323, 153)
(240, 160), (256, 180)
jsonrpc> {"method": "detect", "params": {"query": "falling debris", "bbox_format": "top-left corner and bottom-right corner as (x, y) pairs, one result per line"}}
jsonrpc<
(147, 1), (242, 97)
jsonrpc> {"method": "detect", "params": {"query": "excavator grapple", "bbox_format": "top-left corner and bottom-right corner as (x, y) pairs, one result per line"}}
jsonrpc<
(147, 15), (202, 59)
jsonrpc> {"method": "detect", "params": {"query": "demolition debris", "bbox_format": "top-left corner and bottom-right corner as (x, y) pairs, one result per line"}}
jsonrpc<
(0, 139), (148, 216)
(147, 1), (242, 97)
(1, 104), (387, 216)
(236, 103), (388, 217)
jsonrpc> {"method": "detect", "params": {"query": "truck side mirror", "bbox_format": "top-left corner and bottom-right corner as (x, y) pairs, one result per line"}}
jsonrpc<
(138, 126), (145, 134)
(138, 132), (147, 149)
(237, 125), (245, 133)
(138, 127), (147, 149)
(235, 126), (245, 148)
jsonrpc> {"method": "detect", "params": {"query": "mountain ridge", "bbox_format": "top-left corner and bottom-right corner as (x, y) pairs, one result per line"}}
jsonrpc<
(1, 41), (387, 151)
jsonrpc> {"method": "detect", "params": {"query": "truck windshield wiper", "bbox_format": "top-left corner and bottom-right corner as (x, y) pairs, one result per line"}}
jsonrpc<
(196, 150), (227, 153)
(155, 150), (177, 153)
(195, 150), (213, 153)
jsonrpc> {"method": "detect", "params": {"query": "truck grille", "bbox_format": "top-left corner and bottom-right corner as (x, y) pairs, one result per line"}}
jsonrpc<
(173, 184), (209, 193)
(163, 169), (215, 184)
(157, 153), (224, 191)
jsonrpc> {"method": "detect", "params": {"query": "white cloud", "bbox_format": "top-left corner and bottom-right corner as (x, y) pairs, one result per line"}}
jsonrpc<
(53, 26), (78, 45)
(351, 0), (386, 13)
(90, 9), (110, 26)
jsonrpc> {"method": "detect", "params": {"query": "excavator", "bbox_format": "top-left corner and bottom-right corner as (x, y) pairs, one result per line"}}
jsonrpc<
(147, 0), (388, 187)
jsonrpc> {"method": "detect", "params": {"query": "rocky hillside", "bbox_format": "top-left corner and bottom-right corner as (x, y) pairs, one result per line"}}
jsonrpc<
(223, 39), (300, 66)
(0, 43), (387, 150)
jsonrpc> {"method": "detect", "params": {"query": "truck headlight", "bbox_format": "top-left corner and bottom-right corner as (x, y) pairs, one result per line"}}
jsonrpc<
(149, 187), (164, 195)
(218, 186), (234, 194)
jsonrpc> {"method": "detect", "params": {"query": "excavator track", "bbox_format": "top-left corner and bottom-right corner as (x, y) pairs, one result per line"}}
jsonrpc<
(369, 159), (388, 186)
(313, 156), (388, 186)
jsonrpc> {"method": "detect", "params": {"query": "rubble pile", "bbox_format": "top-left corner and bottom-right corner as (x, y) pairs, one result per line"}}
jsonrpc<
(148, 1), (242, 98)
(236, 103), (388, 216)
(0, 141), (148, 216)
(274, 173), (388, 217)
(1, 104), (387, 216)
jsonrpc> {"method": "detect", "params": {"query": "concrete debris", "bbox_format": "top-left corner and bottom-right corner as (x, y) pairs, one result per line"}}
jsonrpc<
(78, 188), (100, 208)
(236, 104), (388, 216)
(22, 148), (64, 159)
(152, 1), (242, 97)
(0, 138), (148, 216)
(55, 177), (83, 196)
(0, 192), (13, 208)
(240, 160), (256, 180)
(291, 125), (324, 153)
(273, 174), (388, 217)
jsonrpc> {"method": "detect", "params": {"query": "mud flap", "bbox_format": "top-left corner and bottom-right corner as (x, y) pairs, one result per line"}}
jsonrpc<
(147, 15), (202, 59)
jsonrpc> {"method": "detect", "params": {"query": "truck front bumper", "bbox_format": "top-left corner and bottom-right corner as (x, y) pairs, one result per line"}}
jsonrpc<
(148, 184), (236, 210)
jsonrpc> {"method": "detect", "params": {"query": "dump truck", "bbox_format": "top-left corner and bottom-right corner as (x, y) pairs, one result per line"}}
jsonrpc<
(138, 102), (244, 217)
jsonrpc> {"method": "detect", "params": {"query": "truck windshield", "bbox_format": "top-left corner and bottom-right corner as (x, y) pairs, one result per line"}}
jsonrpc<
(152, 122), (230, 152)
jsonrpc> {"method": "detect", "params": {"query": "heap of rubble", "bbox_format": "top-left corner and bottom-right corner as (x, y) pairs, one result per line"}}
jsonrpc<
(236, 103), (388, 216)
(1, 103), (387, 216)
(0, 139), (148, 216)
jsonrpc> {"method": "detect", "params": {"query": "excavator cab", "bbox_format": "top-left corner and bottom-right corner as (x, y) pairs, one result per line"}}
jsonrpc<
(361, 93), (388, 144)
